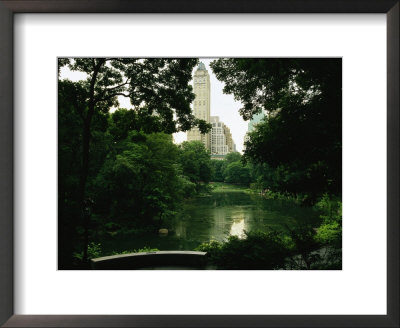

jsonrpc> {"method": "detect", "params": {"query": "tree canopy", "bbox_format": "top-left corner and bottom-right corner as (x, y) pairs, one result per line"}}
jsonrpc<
(211, 58), (341, 200)
(58, 58), (211, 265)
(178, 141), (212, 186)
(223, 161), (251, 185)
(93, 132), (184, 227)
(60, 58), (211, 134)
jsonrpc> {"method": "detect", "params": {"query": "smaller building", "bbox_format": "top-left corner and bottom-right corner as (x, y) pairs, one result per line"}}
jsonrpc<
(210, 116), (234, 159)
(243, 111), (266, 151)
(223, 125), (234, 153)
(247, 111), (265, 132)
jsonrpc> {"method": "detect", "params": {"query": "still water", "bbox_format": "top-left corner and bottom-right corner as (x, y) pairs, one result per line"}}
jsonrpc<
(101, 187), (321, 254)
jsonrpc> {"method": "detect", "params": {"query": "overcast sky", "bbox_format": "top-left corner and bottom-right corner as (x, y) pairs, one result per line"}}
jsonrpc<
(60, 58), (249, 153)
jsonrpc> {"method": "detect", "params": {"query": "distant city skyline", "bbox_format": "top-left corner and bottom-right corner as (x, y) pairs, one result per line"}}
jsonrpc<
(186, 61), (212, 150)
(175, 59), (247, 153)
(60, 58), (248, 153)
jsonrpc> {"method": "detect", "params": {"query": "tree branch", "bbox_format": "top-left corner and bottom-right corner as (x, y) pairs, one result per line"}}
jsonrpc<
(94, 79), (130, 103)
(98, 92), (130, 103)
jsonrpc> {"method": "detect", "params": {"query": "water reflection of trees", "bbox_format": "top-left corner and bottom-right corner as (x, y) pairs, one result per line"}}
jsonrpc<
(178, 191), (321, 242)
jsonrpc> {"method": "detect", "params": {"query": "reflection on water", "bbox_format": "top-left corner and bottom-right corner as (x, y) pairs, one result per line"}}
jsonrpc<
(100, 189), (321, 253)
(229, 217), (245, 238)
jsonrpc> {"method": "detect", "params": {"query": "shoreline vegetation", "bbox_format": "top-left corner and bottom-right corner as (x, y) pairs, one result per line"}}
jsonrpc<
(196, 184), (342, 270)
(73, 182), (341, 270)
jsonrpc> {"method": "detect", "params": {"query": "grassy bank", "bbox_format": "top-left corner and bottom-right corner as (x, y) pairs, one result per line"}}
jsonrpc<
(210, 182), (252, 193)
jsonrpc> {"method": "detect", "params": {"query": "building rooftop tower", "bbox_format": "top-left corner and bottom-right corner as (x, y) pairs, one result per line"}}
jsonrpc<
(197, 62), (207, 71)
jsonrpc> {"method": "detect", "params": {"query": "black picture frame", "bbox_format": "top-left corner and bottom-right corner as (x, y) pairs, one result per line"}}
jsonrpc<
(0, 1), (398, 327)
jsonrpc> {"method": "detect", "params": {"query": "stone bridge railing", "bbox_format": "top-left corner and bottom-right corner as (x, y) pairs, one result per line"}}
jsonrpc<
(91, 251), (208, 270)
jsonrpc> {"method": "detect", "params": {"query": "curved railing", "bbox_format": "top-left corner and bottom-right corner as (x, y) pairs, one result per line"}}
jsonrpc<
(90, 251), (208, 270)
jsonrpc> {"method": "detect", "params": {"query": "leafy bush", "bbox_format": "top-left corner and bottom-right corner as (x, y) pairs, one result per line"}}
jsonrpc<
(177, 175), (196, 198)
(196, 230), (291, 269)
(313, 194), (342, 269)
(223, 161), (252, 185)
(284, 224), (321, 269)
(73, 242), (160, 263)
(73, 242), (102, 262)
(109, 247), (159, 256)
(314, 195), (341, 247)
(195, 240), (222, 259)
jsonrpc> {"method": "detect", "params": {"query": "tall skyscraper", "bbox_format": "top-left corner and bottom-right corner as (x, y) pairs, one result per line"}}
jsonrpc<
(187, 62), (211, 150)
(187, 62), (235, 158)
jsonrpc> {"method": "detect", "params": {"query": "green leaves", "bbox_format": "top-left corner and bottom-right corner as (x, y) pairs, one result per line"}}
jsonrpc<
(59, 58), (202, 134)
(177, 141), (212, 185)
(223, 162), (251, 185)
(211, 58), (341, 200)
(58, 58), (205, 266)
(196, 230), (292, 270)
(314, 195), (342, 248)
(93, 132), (182, 226)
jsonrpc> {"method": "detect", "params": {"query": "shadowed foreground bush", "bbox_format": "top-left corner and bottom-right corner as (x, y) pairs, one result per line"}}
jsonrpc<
(196, 224), (341, 270)
(196, 230), (292, 270)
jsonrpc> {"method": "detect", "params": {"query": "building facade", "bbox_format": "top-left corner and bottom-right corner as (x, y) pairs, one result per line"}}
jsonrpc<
(210, 116), (236, 159)
(187, 62), (211, 150)
(243, 111), (265, 151)
(210, 116), (229, 155)
(247, 111), (265, 132)
(223, 125), (234, 153)
(187, 62), (235, 158)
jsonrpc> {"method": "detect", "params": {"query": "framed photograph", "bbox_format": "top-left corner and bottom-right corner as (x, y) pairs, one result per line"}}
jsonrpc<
(0, 0), (398, 327)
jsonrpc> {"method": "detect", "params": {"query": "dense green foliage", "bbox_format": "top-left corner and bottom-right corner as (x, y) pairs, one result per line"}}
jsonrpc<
(210, 152), (252, 185)
(196, 231), (291, 269)
(312, 195), (342, 269)
(224, 152), (242, 164)
(60, 105), (212, 267)
(59, 58), (341, 270)
(210, 160), (225, 182)
(93, 132), (187, 227)
(197, 195), (341, 270)
(177, 141), (213, 189)
(58, 57), (213, 268)
(198, 59), (342, 269)
(223, 162), (251, 185)
(211, 58), (341, 203)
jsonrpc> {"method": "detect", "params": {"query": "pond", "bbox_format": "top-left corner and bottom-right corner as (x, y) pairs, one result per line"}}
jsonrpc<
(99, 184), (322, 254)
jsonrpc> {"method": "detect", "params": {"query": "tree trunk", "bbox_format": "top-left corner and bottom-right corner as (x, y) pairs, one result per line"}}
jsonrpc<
(80, 118), (91, 262)
(79, 59), (105, 262)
